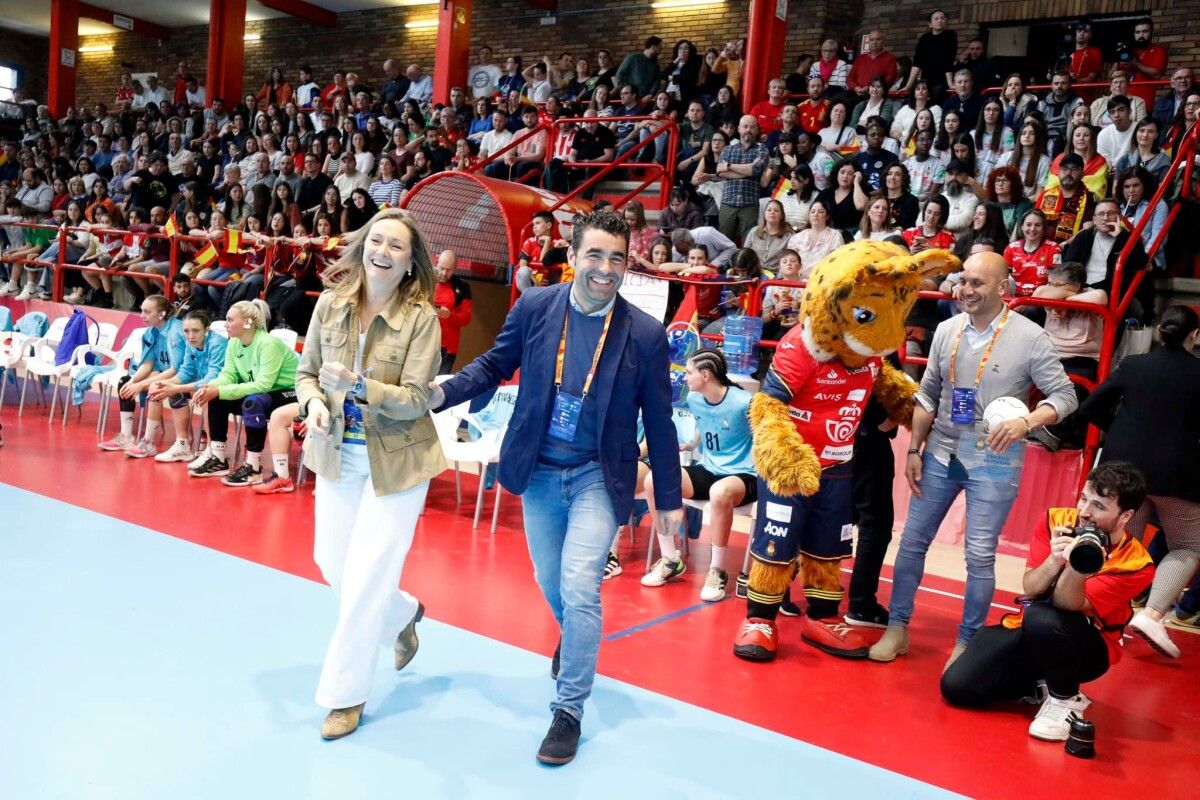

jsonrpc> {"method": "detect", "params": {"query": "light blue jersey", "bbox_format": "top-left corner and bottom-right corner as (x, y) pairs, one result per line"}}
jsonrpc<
(136, 318), (186, 373)
(686, 385), (756, 476)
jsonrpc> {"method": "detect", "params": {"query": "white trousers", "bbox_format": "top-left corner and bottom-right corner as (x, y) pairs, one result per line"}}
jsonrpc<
(313, 445), (429, 709)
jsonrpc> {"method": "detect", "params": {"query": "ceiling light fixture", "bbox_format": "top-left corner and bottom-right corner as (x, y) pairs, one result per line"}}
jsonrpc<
(78, 44), (114, 53)
(404, 19), (439, 29)
(650, 0), (724, 8)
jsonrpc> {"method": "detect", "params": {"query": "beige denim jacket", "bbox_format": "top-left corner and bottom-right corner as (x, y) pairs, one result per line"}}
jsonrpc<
(296, 289), (447, 495)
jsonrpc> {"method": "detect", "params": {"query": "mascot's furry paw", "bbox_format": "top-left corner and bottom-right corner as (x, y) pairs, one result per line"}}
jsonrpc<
(874, 360), (918, 429)
(750, 394), (822, 497)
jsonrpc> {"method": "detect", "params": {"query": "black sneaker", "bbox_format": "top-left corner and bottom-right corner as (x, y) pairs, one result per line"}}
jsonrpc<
(779, 593), (803, 617)
(602, 552), (622, 580)
(844, 605), (890, 629)
(536, 709), (581, 765)
(221, 463), (263, 486)
(550, 639), (561, 681)
(188, 455), (230, 478)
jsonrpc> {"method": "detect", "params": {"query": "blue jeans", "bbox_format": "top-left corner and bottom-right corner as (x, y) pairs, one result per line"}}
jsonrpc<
(521, 461), (619, 721)
(888, 452), (1020, 644)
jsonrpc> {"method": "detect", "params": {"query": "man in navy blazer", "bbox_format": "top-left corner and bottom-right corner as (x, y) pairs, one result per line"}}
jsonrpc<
(1151, 66), (1195, 128)
(431, 210), (684, 765)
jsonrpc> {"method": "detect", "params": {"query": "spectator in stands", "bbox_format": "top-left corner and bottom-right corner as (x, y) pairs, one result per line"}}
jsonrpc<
(984, 165), (1032, 235)
(334, 152), (371, 200)
(901, 193), (955, 252)
(871, 251), (1077, 668)
(669, 225), (735, 269)
(851, 77), (895, 131)
(881, 162), (919, 229)
(616, 36), (663, 99)
(1152, 66), (1195, 128)
(611, 85), (648, 159)
(1046, 122), (1107, 198)
(749, 79), (788, 136)
(98, 294), (185, 457)
(892, 80), (942, 150)
(641, 347), (756, 601)
(857, 192), (902, 241)
(810, 39), (850, 93)
(942, 70), (983, 129)
(341, 189), (379, 234)
(1124, 18), (1167, 106)
(1114, 117), (1169, 186)
(905, 9), (957, 100)
(1061, 197), (1151, 317)
(972, 99), (1014, 184)
(1040, 71), (1083, 156)
(16, 167), (51, 213)
(715, 116), (768, 240)
(849, 30), (899, 97)
(953, 201), (1009, 263)
(516, 211), (568, 291)
(743, 199), (793, 273)
(817, 160), (867, 234)
(146, 308), (228, 463)
(817, 100), (859, 156)
(995, 119), (1051, 199)
(189, 298), (299, 486)
(953, 37), (1000, 91)
(760, 132), (798, 193)
(467, 47), (501, 100)
(496, 56), (525, 98)
(563, 110), (615, 200)
(711, 39), (745, 98)
(402, 65), (433, 107)
(494, 106), (548, 182)
(296, 152), (334, 211)
(797, 77), (831, 136)
(1068, 19), (1103, 85)
(378, 59), (409, 107)
(674, 100), (714, 187)
(853, 121), (899, 191)
(658, 188), (704, 235)
(432, 249), (472, 374)
(785, 198), (842, 277)
(661, 39), (702, 106)
(903, 130), (945, 207)
(1116, 166), (1168, 270)
(998, 74), (1038, 132)
(1090, 70), (1146, 127)
(940, 463), (1152, 741)
(1081, 306), (1200, 660)
(942, 159), (980, 236)
(1096, 97), (1136, 166)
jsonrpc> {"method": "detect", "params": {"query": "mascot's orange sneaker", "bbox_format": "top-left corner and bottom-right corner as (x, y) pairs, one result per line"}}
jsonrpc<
(801, 617), (871, 659)
(733, 618), (778, 662)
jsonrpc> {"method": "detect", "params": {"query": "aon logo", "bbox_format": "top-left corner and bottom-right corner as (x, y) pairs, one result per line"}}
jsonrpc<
(763, 521), (790, 538)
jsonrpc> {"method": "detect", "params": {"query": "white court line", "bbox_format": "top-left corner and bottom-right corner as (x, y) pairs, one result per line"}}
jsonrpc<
(840, 567), (1021, 613)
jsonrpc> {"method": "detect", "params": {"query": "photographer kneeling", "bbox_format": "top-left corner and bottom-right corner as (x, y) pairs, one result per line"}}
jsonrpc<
(941, 463), (1154, 743)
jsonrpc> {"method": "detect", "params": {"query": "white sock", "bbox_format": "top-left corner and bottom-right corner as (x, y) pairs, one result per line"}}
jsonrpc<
(211, 440), (227, 459)
(272, 454), (289, 476)
(657, 533), (678, 562)
(144, 420), (161, 442)
(246, 451), (262, 469)
(710, 544), (728, 572)
(119, 411), (134, 437)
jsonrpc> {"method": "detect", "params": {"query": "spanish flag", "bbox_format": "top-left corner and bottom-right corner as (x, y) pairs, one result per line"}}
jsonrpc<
(324, 236), (341, 251)
(162, 213), (178, 238)
(195, 241), (218, 268)
(226, 229), (241, 254)
(770, 177), (792, 201)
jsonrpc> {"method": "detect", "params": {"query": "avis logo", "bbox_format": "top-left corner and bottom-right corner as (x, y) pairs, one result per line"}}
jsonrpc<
(813, 392), (843, 401)
(762, 521), (789, 538)
(826, 419), (856, 443)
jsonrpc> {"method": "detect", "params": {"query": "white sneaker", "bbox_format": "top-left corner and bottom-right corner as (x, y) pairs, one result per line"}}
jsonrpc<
(641, 554), (685, 587)
(700, 567), (728, 602)
(155, 441), (194, 463)
(14, 283), (35, 301)
(187, 447), (211, 470)
(1029, 693), (1091, 741)
(98, 432), (135, 451)
(0, 281), (18, 296)
(1127, 611), (1181, 658)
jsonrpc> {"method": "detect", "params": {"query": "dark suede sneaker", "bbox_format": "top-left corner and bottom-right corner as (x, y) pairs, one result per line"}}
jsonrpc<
(536, 709), (581, 765)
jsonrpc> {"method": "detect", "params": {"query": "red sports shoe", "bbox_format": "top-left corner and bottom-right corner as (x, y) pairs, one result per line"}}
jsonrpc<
(733, 618), (778, 662)
(801, 617), (872, 659)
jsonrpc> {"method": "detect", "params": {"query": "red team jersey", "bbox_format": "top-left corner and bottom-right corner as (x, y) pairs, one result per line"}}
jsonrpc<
(1003, 239), (1062, 297)
(765, 327), (881, 467)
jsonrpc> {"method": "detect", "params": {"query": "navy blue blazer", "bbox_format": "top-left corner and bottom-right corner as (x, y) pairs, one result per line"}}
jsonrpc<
(437, 282), (683, 522)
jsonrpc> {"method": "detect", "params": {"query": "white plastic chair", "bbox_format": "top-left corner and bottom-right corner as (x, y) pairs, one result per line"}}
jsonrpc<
(431, 375), (508, 533)
(209, 320), (228, 337)
(88, 327), (147, 439)
(56, 321), (119, 424)
(15, 316), (70, 416)
(269, 327), (299, 351)
(0, 330), (29, 415)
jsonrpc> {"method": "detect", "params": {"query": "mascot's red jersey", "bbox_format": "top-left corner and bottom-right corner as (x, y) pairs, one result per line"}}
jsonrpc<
(763, 324), (881, 467)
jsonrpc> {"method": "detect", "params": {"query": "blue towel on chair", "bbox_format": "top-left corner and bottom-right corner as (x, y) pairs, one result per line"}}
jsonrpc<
(71, 364), (113, 406)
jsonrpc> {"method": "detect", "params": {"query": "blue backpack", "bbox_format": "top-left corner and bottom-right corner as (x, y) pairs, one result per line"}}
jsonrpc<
(54, 310), (99, 366)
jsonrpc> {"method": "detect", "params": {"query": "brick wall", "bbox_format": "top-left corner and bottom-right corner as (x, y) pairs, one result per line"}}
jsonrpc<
(20, 0), (1200, 110)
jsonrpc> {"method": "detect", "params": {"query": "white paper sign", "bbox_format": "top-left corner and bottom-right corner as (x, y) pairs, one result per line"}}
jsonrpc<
(60, 48), (76, 68)
(618, 271), (671, 323)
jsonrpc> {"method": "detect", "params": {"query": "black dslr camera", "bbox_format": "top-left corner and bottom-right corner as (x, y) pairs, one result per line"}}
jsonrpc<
(1068, 522), (1109, 575)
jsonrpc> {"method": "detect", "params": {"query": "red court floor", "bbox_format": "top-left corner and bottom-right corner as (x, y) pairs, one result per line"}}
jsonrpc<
(1, 402), (1196, 799)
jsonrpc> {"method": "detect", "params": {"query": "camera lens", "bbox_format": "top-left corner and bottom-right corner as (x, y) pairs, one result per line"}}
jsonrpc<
(1065, 716), (1095, 759)
(1069, 534), (1106, 574)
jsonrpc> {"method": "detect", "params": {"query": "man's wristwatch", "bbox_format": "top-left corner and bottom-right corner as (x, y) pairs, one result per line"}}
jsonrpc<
(907, 447), (921, 456)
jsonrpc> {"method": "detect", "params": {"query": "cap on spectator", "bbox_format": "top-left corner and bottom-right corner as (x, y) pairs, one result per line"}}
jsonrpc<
(1060, 153), (1085, 169)
(946, 158), (968, 174)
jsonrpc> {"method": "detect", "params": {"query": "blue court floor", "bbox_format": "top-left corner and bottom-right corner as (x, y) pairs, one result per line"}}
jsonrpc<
(0, 484), (964, 799)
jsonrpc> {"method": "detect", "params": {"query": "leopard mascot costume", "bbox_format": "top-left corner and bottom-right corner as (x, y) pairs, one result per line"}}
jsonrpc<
(734, 240), (960, 661)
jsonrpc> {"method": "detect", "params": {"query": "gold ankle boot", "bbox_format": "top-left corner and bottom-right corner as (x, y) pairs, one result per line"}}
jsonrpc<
(321, 703), (365, 740)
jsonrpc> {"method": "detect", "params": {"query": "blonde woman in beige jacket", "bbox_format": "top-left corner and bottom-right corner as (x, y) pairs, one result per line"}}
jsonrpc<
(295, 207), (447, 740)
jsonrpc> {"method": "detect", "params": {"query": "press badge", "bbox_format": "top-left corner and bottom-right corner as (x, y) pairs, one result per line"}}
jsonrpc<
(950, 387), (976, 425)
(548, 391), (584, 441)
